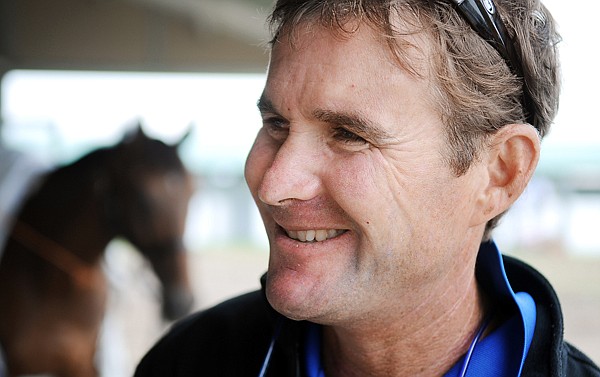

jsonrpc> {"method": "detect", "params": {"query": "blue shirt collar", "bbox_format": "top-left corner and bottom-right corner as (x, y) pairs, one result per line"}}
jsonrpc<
(443, 240), (536, 377)
(304, 240), (536, 377)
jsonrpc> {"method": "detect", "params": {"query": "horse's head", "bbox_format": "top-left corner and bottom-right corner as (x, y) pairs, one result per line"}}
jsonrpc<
(105, 126), (195, 320)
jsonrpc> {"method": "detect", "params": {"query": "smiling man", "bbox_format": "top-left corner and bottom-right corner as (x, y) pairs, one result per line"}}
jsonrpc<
(135, 1), (600, 376)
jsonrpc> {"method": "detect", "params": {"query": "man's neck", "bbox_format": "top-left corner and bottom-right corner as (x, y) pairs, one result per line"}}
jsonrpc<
(321, 271), (487, 377)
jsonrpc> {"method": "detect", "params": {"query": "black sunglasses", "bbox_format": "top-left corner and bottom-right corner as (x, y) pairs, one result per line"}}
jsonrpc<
(450, 0), (535, 126)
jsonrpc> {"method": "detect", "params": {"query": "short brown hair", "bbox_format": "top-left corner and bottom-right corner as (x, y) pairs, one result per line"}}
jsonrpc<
(267, 0), (561, 239)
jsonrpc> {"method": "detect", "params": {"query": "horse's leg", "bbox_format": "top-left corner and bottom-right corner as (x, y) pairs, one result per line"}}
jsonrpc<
(60, 355), (98, 377)
(12, 277), (106, 377)
(2, 324), (100, 377)
(54, 330), (100, 377)
(59, 291), (106, 377)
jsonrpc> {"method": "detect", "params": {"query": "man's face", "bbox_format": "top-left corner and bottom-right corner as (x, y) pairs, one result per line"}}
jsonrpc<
(245, 23), (487, 325)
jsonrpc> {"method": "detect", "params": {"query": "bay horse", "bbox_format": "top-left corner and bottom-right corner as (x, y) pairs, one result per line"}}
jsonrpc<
(0, 126), (195, 377)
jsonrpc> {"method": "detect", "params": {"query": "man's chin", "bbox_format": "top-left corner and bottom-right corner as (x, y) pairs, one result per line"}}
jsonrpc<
(266, 283), (320, 321)
(266, 290), (303, 320)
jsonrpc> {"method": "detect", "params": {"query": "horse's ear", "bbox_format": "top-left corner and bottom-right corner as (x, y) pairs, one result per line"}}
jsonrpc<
(174, 124), (193, 149)
(122, 122), (148, 144)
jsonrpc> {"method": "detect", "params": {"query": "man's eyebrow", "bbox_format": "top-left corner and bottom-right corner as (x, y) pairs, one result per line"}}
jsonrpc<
(256, 97), (395, 141)
(257, 94), (276, 114)
(313, 109), (395, 141)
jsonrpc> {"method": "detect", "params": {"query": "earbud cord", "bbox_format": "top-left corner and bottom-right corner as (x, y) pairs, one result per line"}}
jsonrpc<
(258, 313), (491, 377)
(258, 317), (284, 377)
(458, 314), (493, 377)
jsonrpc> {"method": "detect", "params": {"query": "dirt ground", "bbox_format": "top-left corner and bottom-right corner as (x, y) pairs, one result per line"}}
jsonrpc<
(509, 249), (600, 363)
(108, 244), (600, 377)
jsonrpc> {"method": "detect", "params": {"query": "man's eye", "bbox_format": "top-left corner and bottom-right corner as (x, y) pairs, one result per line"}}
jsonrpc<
(262, 117), (289, 138)
(332, 127), (367, 144)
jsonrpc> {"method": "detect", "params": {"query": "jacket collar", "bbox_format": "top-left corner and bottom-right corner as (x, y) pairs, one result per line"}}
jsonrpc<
(502, 254), (566, 376)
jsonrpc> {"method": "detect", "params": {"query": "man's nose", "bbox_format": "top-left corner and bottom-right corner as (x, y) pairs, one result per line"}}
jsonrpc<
(257, 133), (322, 206)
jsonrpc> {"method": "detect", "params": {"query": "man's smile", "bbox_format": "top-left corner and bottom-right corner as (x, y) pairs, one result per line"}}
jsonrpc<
(284, 228), (347, 242)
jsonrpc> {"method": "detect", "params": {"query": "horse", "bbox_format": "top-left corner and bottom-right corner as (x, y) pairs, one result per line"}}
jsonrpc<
(0, 126), (196, 377)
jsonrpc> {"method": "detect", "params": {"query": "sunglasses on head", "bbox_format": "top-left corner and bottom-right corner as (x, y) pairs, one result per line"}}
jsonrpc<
(450, 0), (535, 126)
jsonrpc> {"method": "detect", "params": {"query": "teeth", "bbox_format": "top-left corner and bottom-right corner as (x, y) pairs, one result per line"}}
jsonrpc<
(285, 229), (344, 243)
(315, 230), (327, 242)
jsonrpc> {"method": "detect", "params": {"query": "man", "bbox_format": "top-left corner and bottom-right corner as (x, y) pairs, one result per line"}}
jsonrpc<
(135, 0), (600, 376)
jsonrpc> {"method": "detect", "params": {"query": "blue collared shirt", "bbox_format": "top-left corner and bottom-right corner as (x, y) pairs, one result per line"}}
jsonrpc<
(304, 241), (536, 377)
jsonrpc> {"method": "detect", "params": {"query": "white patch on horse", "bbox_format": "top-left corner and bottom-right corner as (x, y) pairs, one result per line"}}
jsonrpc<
(0, 146), (50, 257)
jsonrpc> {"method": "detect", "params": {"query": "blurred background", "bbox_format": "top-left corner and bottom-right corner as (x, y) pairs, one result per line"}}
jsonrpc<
(0, 0), (598, 375)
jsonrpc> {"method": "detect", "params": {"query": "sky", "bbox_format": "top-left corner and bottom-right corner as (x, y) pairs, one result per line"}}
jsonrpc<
(1, 71), (266, 173)
(540, 0), (600, 148)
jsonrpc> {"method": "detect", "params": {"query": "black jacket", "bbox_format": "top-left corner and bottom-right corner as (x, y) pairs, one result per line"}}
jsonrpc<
(135, 256), (600, 376)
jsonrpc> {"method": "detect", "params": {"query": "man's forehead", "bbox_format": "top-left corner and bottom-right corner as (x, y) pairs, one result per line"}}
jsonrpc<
(269, 16), (434, 80)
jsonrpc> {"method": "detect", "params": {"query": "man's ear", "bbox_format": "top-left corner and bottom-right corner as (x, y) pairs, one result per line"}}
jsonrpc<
(472, 124), (541, 225)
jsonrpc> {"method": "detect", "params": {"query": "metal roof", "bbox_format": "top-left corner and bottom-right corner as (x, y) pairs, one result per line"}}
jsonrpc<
(0, 0), (272, 74)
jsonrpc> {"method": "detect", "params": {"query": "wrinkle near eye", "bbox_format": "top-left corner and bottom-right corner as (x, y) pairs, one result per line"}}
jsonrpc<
(261, 112), (290, 142)
(313, 108), (396, 145)
(331, 127), (368, 144)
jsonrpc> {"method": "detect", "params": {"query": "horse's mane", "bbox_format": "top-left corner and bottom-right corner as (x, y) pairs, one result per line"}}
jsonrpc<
(54, 133), (187, 182)
(24, 132), (188, 218)
(60, 147), (111, 177)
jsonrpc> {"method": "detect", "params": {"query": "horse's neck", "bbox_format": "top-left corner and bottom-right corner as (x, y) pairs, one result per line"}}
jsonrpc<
(19, 164), (115, 265)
